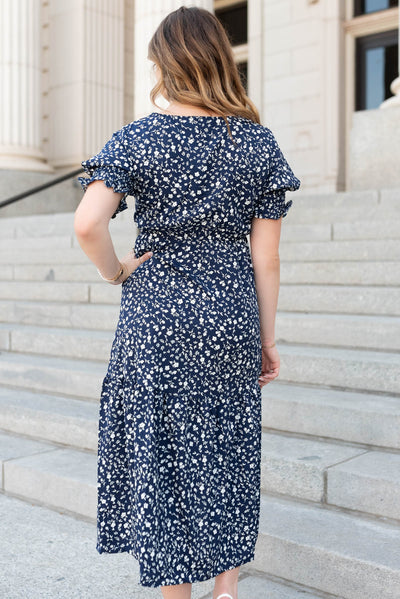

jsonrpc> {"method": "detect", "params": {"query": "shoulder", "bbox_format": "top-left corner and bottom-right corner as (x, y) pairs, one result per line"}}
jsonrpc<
(106, 113), (161, 160)
(119, 112), (163, 141)
(233, 118), (279, 149)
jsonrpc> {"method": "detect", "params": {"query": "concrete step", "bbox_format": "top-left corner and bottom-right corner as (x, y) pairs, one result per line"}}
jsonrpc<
(262, 382), (400, 450)
(278, 344), (400, 395)
(282, 219), (400, 243)
(0, 387), (98, 451)
(326, 450), (400, 521)
(276, 312), (400, 351)
(0, 299), (119, 330)
(255, 493), (400, 599)
(0, 323), (115, 361)
(0, 208), (131, 234)
(281, 261), (400, 286)
(0, 234), (73, 251)
(277, 284), (400, 316)
(0, 280), (93, 302)
(0, 430), (96, 520)
(3, 259), (400, 286)
(1, 238), (399, 265)
(0, 351), (105, 400)
(262, 432), (400, 520)
(279, 239), (400, 261)
(332, 219), (400, 241)
(286, 188), (400, 221)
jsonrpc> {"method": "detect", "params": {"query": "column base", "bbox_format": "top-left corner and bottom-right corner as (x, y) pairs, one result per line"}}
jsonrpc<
(0, 146), (54, 173)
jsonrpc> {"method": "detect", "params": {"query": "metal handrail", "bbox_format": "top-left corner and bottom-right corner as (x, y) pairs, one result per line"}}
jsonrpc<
(0, 167), (84, 209)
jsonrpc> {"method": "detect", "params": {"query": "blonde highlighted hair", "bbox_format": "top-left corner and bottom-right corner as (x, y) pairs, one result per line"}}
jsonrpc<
(148, 6), (260, 134)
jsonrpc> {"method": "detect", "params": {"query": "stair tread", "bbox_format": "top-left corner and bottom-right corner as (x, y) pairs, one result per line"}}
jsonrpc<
(0, 386), (98, 420)
(263, 381), (400, 411)
(259, 493), (400, 568)
(0, 349), (107, 372)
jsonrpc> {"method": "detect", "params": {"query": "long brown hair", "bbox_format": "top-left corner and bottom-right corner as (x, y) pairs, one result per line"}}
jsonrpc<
(147, 6), (260, 136)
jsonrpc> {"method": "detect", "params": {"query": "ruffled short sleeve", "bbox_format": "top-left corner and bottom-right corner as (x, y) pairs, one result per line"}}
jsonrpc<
(77, 127), (135, 219)
(253, 129), (301, 220)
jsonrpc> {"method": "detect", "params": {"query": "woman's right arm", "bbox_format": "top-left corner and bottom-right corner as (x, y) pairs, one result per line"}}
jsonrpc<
(250, 215), (282, 386)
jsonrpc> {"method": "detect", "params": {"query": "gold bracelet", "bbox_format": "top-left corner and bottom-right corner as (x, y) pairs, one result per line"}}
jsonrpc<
(97, 262), (124, 282)
(262, 342), (276, 349)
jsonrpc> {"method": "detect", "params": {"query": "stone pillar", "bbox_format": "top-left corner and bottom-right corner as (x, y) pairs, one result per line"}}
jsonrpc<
(0, 0), (51, 172)
(380, 8), (400, 108)
(48, 0), (125, 165)
(133, 0), (214, 119)
(248, 0), (264, 123)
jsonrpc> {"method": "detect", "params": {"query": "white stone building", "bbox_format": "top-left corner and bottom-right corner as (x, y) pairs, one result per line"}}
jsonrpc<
(0, 0), (399, 214)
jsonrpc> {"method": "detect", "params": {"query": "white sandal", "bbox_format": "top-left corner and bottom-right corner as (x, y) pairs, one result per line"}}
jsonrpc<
(216, 595), (234, 599)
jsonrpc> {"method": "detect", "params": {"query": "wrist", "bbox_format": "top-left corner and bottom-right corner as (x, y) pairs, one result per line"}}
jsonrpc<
(262, 340), (276, 348)
(97, 261), (125, 284)
(111, 261), (128, 285)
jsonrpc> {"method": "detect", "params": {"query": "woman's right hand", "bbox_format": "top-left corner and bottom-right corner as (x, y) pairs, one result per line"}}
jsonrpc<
(113, 250), (153, 285)
(258, 345), (280, 388)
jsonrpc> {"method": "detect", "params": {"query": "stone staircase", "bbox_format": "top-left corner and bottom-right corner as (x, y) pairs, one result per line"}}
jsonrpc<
(0, 188), (399, 599)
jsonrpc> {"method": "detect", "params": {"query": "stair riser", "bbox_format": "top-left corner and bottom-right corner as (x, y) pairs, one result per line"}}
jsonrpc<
(327, 466), (400, 521)
(254, 531), (400, 599)
(0, 406), (97, 451)
(278, 286), (400, 316)
(3, 453), (96, 520)
(0, 362), (103, 400)
(6, 329), (114, 362)
(0, 301), (119, 331)
(333, 220), (400, 241)
(279, 240), (400, 261)
(260, 442), (364, 503)
(262, 396), (400, 450)
(276, 315), (400, 351)
(0, 236), (73, 251)
(279, 353), (400, 395)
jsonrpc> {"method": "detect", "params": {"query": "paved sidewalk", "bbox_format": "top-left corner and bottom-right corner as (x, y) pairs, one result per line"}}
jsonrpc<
(0, 493), (214, 598)
(0, 493), (326, 599)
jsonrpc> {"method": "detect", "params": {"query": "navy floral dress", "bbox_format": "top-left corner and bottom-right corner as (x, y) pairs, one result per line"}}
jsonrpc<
(78, 112), (300, 588)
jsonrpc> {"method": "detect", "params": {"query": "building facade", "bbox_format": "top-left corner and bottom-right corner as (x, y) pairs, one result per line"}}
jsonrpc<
(0, 0), (399, 214)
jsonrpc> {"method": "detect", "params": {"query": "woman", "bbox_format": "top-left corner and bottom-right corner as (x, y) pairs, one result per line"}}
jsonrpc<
(74, 6), (300, 599)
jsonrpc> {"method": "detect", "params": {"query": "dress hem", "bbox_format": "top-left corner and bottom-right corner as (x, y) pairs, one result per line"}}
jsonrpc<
(96, 543), (256, 588)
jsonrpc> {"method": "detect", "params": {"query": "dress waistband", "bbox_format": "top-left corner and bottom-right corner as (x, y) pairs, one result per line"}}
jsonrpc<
(133, 227), (248, 258)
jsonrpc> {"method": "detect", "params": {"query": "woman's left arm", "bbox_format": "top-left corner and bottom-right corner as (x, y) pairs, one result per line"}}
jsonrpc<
(74, 180), (151, 284)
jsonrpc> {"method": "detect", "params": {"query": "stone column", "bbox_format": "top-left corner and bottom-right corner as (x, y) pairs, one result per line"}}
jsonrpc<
(133, 0), (214, 119)
(48, 0), (125, 165)
(380, 8), (400, 108)
(0, 0), (51, 172)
